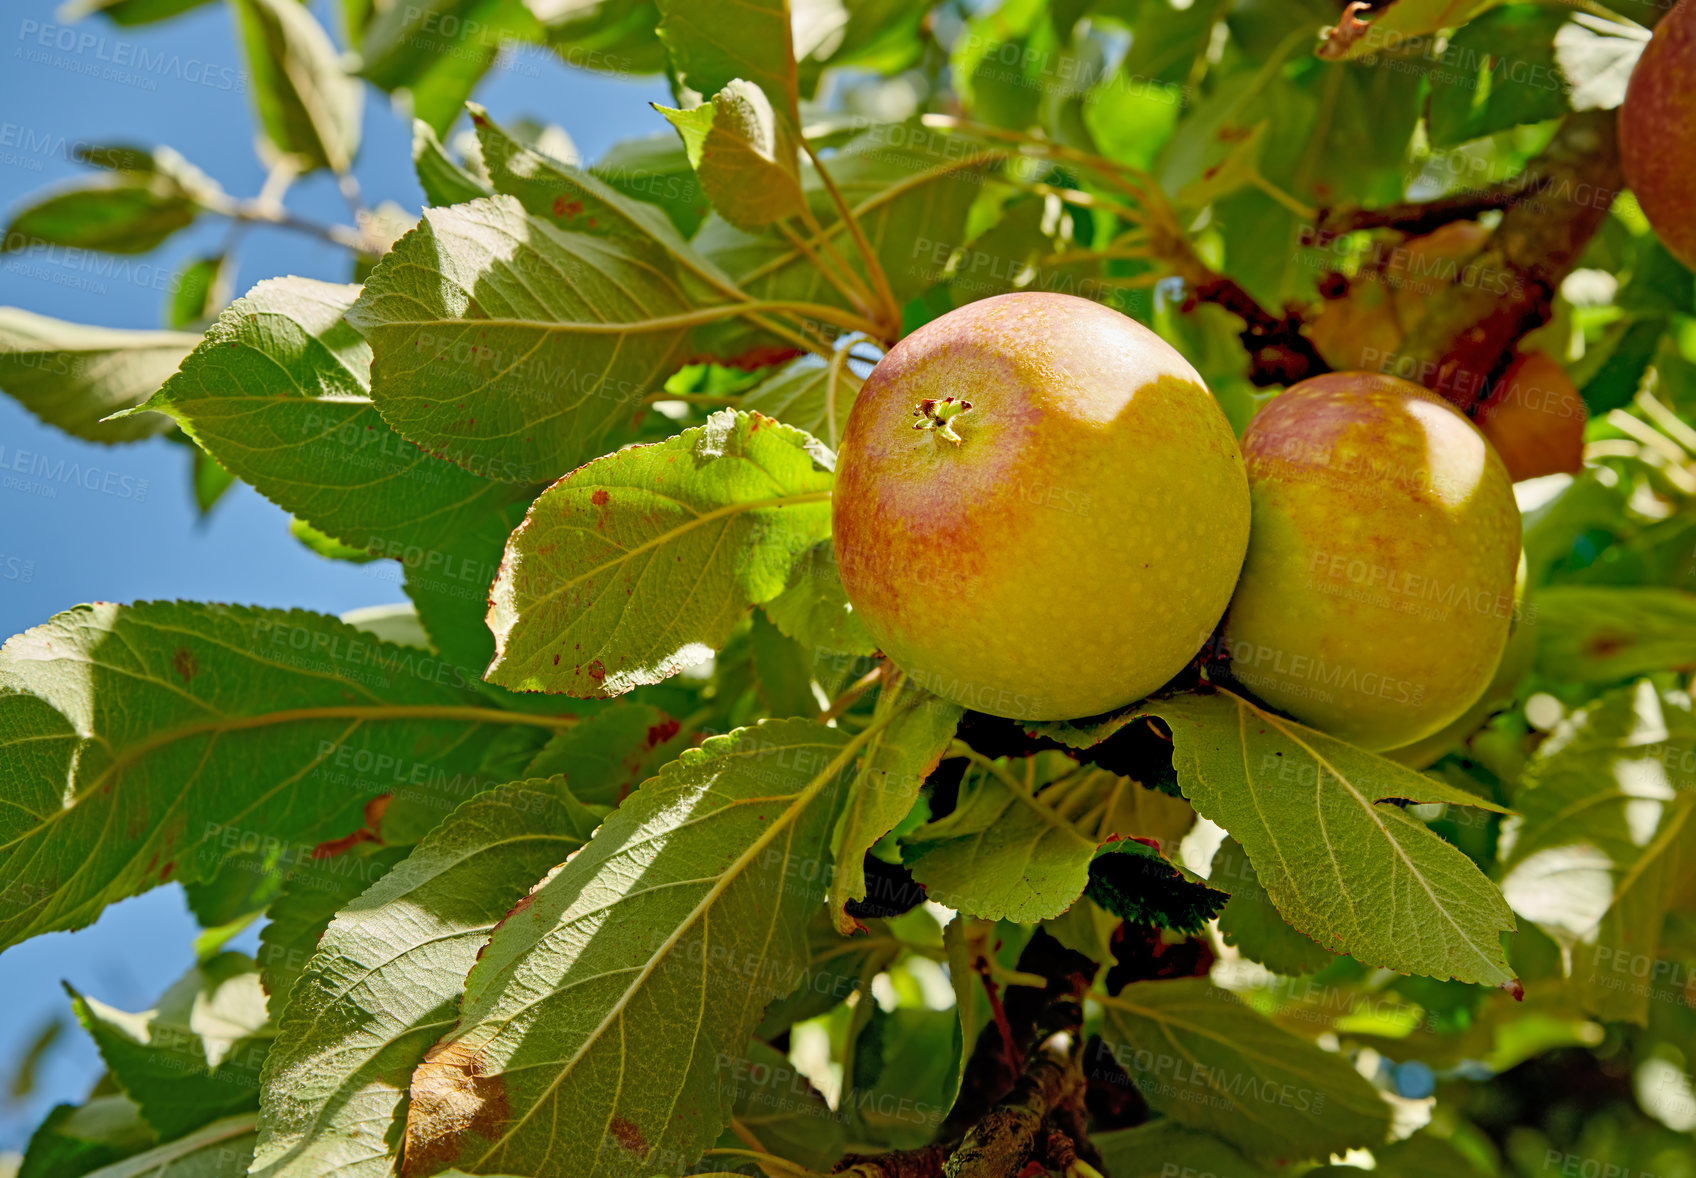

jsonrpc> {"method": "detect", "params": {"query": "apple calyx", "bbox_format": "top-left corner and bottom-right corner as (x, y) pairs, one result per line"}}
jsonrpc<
(912, 396), (974, 445)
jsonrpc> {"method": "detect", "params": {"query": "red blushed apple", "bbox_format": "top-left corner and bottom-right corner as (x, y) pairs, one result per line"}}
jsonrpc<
(1473, 351), (1586, 482)
(1621, 0), (1696, 270)
(1222, 372), (1522, 751)
(831, 292), (1250, 721)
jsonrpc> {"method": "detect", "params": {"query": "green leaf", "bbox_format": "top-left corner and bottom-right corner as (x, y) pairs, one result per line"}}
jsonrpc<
(1426, 7), (1572, 148)
(0, 309), (194, 442)
(1532, 587), (1696, 682)
(2, 147), (221, 255)
(252, 781), (599, 1178)
(904, 760), (1111, 923)
(140, 277), (534, 567)
(70, 953), (270, 1139)
(659, 80), (807, 233)
(713, 1040), (845, 1170)
(360, 0), (539, 136)
(18, 1095), (155, 1178)
(762, 539), (878, 658)
(697, 129), (1003, 333)
(191, 448), (237, 517)
(0, 601), (568, 950)
(1211, 837), (1336, 976)
(167, 255), (232, 330)
(255, 843), (410, 1019)
(486, 409), (834, 696)
(413, 120), (494, 208)
(656, 0), (800, 122)
(401, 718), (865, 1177)
(347, 196), (753, 480)
(230, 0), (363, 172)
(739, 354), (863, 447)
(844, 1005), (957, 1149)
(522, 702), (689, 806)
(1500, 681), (1696, 1023)
(828, 679), (961, 932)
(468, 106), (715, 275)
(1092, 1121), (1272, 1178)
(1096, 979), (1391, 1162)
(527, 0), (667, 75)
(1331, 0), (1508, 62)
(591, 134), (711, 237)
(75, 1114), (256, 1178)
(1140, 690), (1518, 986)
(57, 0), (215, 25)
(1581, 314), (1666, 413)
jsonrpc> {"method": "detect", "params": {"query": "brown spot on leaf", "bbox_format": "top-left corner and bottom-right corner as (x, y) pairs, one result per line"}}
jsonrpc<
(552, 197), (584, 220)
(609, 1116), (648, 1156)
(587, 659), (606, 683)
(403, 1040), (511, 1176)
(591, 489), (610, 506)
(312, 794), (392, 859)
(171, 648), (200, 683)
(645, 719), (681, 750)
(1587, 633), (1628, 658)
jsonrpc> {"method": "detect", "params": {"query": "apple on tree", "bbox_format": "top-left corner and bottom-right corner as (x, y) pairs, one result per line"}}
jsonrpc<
(831, 292), (1251, 721)
(1221, 373), (1522, 751)
(1621, 0), (1696, 270)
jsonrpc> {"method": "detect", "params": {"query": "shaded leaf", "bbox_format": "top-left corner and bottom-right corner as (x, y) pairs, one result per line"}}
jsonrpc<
(71, 953), (270, 1139)
(359, 0), (537, 136)
(1211, 838), (1335, 976)
(1085, 840), (1226, 935)
(1097, 979), (1391, 1162)
(1092, 1120), (1272, 1178)
(413, 120), (494, 208)
(1137, 690), (1518, 986)
(1533, 587), (1696, 682)
(1500, 680), (1696, 1022)
(0, 309), (193, 442)
(231, 0), (363, 172)
(656, 0), (799, 122)
(763, 539), (878, 658)
(828, 678), (962, 932)
(140, 277), (534, 568)
(739, 353), (862, 446)
(523, 701), (689, 806)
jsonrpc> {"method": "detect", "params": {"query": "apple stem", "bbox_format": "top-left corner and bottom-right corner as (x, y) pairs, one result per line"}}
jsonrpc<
(913, 396), (974, 445)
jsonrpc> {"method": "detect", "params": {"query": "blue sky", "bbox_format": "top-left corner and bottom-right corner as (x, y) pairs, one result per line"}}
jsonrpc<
(0, 0), (671, 1147)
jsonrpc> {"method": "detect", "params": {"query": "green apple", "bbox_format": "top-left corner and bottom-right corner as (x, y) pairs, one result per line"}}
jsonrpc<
(831, 292), (1250, 721)
(1621, 0), (1696, 269)
(1385, 555), (1536, 768)
(1221, 372), (1522, 751)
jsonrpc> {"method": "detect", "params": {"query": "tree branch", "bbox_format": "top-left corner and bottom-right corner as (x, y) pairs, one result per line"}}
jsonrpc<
(1316, 173), (1552, 238)
(1399, 110), (1624, 413)
(941, 998), (1086, 1178)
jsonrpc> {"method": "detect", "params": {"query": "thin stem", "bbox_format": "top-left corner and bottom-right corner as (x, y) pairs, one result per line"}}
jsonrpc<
(776, 219), (879, 319)
(949, 743), (1029, 798)
(825, 341), (855, 449)
(1250, 172), (1319, 222)
(802, 138), (901, 334)
(820, 661), (888, 724)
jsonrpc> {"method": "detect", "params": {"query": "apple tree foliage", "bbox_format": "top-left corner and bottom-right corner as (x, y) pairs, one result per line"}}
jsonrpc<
(2, 0), (1696, 1175)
